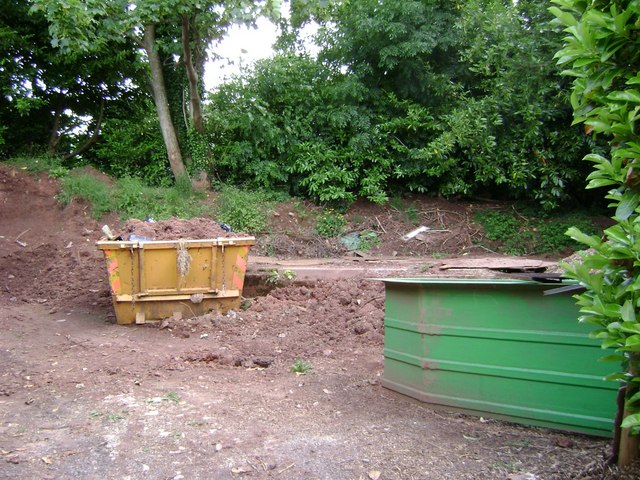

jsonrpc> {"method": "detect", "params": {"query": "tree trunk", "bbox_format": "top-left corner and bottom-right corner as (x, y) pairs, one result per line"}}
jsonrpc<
(47, 103), (63, 155)
(618, 357), (640, 466)
(143, 24), (188, 180)
(63, 99), (105, 162)
(181, 15), (205, 134)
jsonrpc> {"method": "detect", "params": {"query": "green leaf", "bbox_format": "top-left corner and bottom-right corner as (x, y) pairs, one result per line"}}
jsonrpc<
(599, 354), (625, 362)
(621, 323), (640, 335)
(608, 321), (622, 331)
(587, 177), (618, 189)
(620, 413), (640, 429)
(615, 194), (640, 220)
(609, 90), (640, 104)
(549, 7), (578, 28)
(565, 226), (602, 248)
(603, 338), (623, 349)
(584, 153), (611, 164)
(625, 334), (640, 346)
(620, 301), (637, 323)
(605, 372), (627, 381)
(626, 391), (640, 406)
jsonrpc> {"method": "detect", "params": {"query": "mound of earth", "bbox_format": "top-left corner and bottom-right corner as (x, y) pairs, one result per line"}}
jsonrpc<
(118, 217), (247, 241)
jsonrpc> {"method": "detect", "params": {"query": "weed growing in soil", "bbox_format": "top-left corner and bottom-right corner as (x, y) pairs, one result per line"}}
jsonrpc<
(164, 391), (181, 403)
(266, 269), (296, 286)
(58, 174), (113, 219)
(290, 359), (313, 374)
(358, 230), (381, 250)
(316, 209), (347, 237)
(89, 411), (126, 423)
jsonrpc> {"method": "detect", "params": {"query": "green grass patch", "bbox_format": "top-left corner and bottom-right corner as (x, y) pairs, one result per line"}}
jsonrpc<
(56, 173), (208, 221)
(6, 155), (68, 175)
(114, 176), (207, 221)
(58, 174), (113, 219)
(214, 185), (270, 234)
(474, 208), (601, 255)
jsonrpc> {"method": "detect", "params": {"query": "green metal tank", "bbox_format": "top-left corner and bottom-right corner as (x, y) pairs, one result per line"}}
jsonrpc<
(381, 278), (618, 437)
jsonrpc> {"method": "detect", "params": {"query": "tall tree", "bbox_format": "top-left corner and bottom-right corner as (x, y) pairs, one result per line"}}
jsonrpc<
(292, 0), (588, 206)
(316, 0), (465, 105)
(31, 0), (282, 181)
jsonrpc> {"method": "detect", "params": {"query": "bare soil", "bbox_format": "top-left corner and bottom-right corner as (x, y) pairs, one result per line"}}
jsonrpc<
(1, 163), (639, 480)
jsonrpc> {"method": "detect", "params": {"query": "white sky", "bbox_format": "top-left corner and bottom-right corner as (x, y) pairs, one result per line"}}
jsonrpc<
(204, 17), (280, 90)
(203, 14), (319, 91)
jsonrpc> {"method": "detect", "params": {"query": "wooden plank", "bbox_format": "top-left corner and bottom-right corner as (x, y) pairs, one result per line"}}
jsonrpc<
(440, 257), (555, 272)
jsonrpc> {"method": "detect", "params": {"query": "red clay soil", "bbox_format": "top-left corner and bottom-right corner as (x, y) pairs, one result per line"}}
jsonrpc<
(1, 163), (639, 480)
(118, 217), (246, 241)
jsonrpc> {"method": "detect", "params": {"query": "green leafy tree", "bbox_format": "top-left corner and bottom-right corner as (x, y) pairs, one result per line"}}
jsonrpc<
(452, 0), (591, 208)
(1, 1), (141, 158)
(551, 0), (640, 465)
(31, 0), (282, 180)
(90, 99), (169, 185)
(207, 53), (392, 203)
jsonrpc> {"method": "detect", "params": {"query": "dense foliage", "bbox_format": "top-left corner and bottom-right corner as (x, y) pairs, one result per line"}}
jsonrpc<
(0, 1), (143, 160)
(204, 0), (595, 207)
(30, 0), (283, 180)
(552, 0), (640, 454)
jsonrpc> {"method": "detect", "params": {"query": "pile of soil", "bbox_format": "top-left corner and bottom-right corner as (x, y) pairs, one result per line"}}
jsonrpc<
(118, 218), (247, 241)
(0, 166), (111, 312)
(254, 198), (483, 259)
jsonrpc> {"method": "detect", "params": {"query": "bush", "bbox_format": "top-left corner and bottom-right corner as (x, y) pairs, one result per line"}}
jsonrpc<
(474, 208), (600, 255)
(91, 110), (171, 187)
(315, 209), (347, 237)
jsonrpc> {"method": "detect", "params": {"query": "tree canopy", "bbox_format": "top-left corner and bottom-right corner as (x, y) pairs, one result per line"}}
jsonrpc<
(1, 0), (142, 159)
(203, 0), (593, 207)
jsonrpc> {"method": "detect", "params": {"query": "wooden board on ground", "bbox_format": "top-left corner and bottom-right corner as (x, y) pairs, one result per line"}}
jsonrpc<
(440, 257), (556, 273)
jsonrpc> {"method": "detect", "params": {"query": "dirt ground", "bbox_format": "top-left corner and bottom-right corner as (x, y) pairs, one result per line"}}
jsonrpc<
(1, 164), (639, 480)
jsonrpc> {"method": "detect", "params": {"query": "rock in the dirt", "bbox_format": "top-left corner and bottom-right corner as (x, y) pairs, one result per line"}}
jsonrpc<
(353, 321), (372, 335)
(507, 473), (539, 480)
(253, 358), (273, 368)
(553, 436), (575, 448)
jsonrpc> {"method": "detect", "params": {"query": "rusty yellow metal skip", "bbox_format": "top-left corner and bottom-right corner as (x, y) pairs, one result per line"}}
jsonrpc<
(97, 237), (254, 325)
